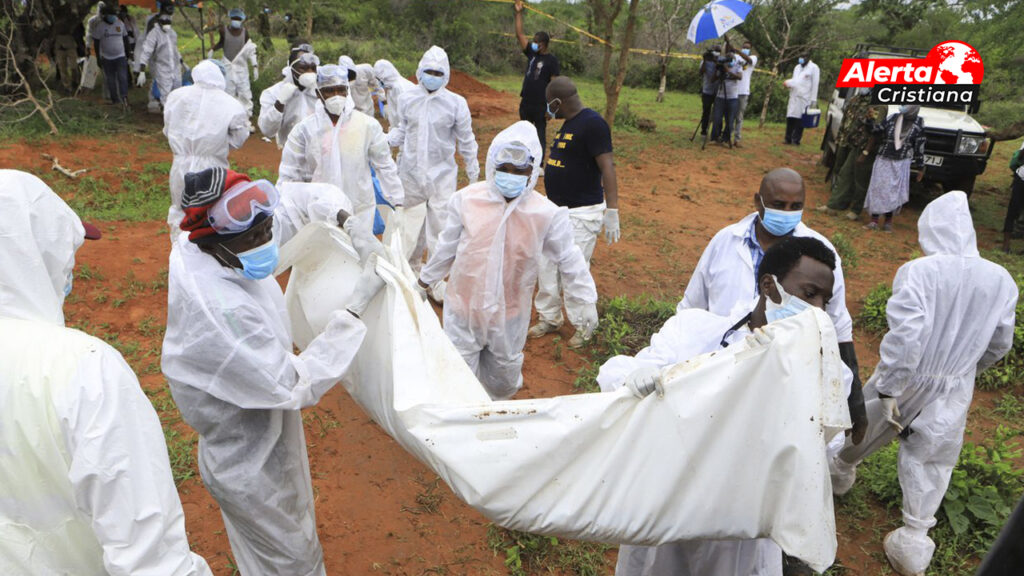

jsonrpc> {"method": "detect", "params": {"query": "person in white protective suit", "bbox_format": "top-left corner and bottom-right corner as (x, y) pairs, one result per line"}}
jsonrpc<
(338, 55), (380, 116)
(390, 45), (480, 294)
(134, 11), (181, 110)
(258, 45), (321, 149)
(782, 51), (819, 146)
(598, 235), (853, 576)
(209, 8), (259, 124)
(279, 64), (405, 233)
(374, 58), (416, 130)
(417, 121), (597, 399)
(163, 60), (249, 237)
(0, 170), (213, 576)
(679, 168), (869, 448)
(162, 167), (388, 576)
(829, 191), (1018, 576)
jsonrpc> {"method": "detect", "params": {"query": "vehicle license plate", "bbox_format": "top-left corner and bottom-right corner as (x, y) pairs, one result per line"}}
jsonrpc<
(924, 155), (943, 167)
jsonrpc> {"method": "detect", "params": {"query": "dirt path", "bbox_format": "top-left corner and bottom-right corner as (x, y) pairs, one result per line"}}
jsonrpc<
(2, 73), (1008, 575)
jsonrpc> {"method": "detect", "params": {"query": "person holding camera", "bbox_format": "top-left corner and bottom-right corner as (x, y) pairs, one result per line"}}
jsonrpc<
(710, 41), (745, 145)
(697, 48), (720, 138)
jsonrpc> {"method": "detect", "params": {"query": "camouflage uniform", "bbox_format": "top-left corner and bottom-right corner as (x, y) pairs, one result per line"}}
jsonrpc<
(826, 94), (885, 213)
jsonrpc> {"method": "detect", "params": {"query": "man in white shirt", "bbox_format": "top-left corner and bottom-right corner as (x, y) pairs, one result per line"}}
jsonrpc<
(733, 40), (758, 147)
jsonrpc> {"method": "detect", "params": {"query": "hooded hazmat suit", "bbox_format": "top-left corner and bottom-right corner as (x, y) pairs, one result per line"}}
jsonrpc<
(338, 56), (379, 116)
(832, 191), (1017, 575)
(278, 93), (404, 233)
(222, 38), (258, 118)
(258, 66), (323, 149)
(374, 59), (415, 130)
(163, 61), (249, 235)
(389, 46), (479, 272)
(135, 22), (181, 104)
(0, 170), (212, 576)
(419, 121), (596, 399)
(161, 181), (368, 576)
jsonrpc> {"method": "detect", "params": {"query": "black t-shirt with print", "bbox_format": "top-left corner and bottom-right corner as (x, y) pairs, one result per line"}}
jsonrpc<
(520, 46), (560, 107)
(544, 108), (613, 208)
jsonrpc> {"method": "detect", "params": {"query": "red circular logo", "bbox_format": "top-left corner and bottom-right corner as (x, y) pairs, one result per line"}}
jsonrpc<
(928, 41), (984, 84)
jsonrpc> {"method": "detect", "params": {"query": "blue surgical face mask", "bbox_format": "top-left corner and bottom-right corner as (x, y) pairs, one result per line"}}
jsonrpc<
(759, 195), (802, 237)
(233, 239), (279, 280)
(230, 20), (243, 29)
(63, 272), (74, 297)
(421, 73), (444, 92)
(104, 14), (117, 24)
(741, 48), (751, 56)
(546, 98), (560, 119)
(530, 41), (540, 52)
(765, 275), (813, 323)
(798, 57), (806, 65)
(494, 170), (529, 199)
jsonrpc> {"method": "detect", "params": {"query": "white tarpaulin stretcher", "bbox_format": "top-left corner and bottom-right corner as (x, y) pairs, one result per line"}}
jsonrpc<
(277, 222), (851, 572)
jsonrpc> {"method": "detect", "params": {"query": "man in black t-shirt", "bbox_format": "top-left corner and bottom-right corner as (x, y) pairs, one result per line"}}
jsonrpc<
(530, 77), (620, 349)
(514, 0), (560, 157)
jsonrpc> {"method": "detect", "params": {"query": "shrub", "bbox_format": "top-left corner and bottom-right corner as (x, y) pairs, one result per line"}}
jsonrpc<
(830, 232), (859, 270)
(857, 283), (892, 336)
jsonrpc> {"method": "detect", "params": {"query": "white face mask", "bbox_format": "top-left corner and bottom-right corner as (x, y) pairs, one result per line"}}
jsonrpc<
(161, 24), (172, 32)
(297, 72), (317, 89)
(324, 95), (347, 116)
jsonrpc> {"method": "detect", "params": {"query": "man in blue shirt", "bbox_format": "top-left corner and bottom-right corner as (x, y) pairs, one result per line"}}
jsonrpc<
(514, 0), (560, 158)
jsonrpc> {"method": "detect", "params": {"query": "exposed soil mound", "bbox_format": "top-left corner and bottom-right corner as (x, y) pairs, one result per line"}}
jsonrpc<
(409, 69), (518, 119)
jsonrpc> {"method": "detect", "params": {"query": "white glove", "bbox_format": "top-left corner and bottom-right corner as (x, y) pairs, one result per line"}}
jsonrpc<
(135, 71), (146, 87)
(603, 208), (620, 244)
(467, 167), (480, 185)
(389, 205), (404, 233)
(346, 255), (386, 318)
(414, 279), (430, 302)
(277, 82), (298, 105)
(880, 397), (903, 433)
(744, 326), (773, 347)
(344, 217), (386, 263)
(206, 49), (214, 59)
(252, 66), (259, 81)
(568, 302), (599, 339)
(624, 366), (663, 398)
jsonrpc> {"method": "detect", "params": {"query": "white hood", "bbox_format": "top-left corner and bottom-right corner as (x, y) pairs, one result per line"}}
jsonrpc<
(373, 59), (403, 87)
(0, 170), (84, 325)
(416, 45), (451, 90)
(918, 190), (979, 257)
(486, 121), (543, 198)
(192, 60), (226, 90)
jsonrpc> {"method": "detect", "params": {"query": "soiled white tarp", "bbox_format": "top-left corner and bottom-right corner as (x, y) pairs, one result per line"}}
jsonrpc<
(277, 222), (851, 572)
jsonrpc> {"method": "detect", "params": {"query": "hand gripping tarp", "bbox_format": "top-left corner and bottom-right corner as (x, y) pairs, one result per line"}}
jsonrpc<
(277, 222), (851, 572)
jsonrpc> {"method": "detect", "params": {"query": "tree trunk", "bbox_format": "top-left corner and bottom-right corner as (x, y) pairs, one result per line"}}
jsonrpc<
(656, 53), (668, 102)
(603, 0), (641, 126)
(306, 0), (314, 38)
(758, 62), (779, 128)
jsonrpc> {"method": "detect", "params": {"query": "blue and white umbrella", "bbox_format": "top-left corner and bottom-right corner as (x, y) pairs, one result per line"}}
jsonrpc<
(687, 0), (753, 45)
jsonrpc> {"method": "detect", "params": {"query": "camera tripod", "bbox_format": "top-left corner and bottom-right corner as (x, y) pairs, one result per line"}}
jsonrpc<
(689, 63), (734, 150)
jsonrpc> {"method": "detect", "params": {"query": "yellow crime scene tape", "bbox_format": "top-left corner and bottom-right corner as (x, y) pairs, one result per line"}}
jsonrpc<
(484, 0), (776, 75)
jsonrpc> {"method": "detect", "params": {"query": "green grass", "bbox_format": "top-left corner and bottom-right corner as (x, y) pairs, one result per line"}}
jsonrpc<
(44, 161), (172, 222)
(486, 525), (610, 576)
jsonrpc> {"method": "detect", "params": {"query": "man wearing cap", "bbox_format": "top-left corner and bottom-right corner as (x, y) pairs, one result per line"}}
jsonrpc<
(0, 169), (213, 575)
(162, 167), (387, 575)
(163, 60), (249, 238)
(258, 43), (321, 149)
(279, 63), (405, 233)
(209, 8), (259, 125)
(417, 121), (597, 400)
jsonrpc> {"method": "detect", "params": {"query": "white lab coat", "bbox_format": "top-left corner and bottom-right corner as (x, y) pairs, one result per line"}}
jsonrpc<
(258, 71), (322, 149)
(161, 182), (365, 576)
(135, 24), (181, 103)
(222, 38), (258, 117)
(374, 59), (415, 130)
(278, 104), (404, 232)
(419, 121), (596, 399)
(390, 46), (480, 271)
(834, 191), (1017, 573)
(599, 307), (853, 576)
(784, 60), (820, 119)
(0, 170), (212, 576)
(163, 61), (249, 235)
(680, 212), (853, 342)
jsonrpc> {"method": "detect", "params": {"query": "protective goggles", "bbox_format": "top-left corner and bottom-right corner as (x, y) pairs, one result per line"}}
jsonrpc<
(290, 52), (320, 68)
(494, 142), (534, 169)
(317, 64), (350, 89)
(207, 179), (280, 234)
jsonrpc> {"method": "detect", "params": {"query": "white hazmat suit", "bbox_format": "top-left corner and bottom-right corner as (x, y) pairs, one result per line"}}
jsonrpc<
(831, 191), (1017, 576)
(162, 182), (368, 576)
(163, 61), (249, 235)
(135, 22), (181, 104)
(374, 59), (415, 130)
(389, 46), (479, 272)
(338, 56), (379, 115)
(419, 121), (596, 399)
(0, 170), (212, 576)
(258, 67), (322, 149)
(222, 39), (258, 118)
(278, 93), (404, 233)
(784, 60), (820, 120)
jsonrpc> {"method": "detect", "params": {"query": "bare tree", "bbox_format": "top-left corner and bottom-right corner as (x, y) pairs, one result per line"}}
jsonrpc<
(588, 0), (643, 126)
(1, 8), (59, 134)
(644, 0), (693, 102)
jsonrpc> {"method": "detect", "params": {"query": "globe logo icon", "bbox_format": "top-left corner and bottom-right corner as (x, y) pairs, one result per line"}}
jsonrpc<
(928, 41), (984, 84)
